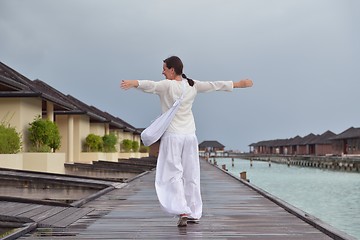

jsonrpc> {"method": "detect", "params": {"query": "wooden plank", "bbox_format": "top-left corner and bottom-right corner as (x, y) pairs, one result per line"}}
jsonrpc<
(38, 207), (93, 227)
(0, 201), (16, 212)
(30, 206), (67, 223)
(18, 205), (54, 219)
(49, 208), (94, 228)
(0, 202), (24, 214)
(5, 203), (41, 216)
(18, 160), (354, 239)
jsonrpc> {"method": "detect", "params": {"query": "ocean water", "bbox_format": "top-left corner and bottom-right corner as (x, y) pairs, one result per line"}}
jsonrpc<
(214, 158), (360, 239)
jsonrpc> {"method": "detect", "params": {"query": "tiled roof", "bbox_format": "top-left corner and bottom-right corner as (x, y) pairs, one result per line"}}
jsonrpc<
(1, 63), (76, 110)
(66, 95), (108, 123)
(199, 140), (225, 149)
(99, 110), (140, 134)
(90, 109), (126, 129)
(32, 80), (81, 111)
(88, 106), (139, 133)
(0, 62), (40, 96)
(249, 140), (272, 147)
(0, 62), (36, 89)
(271, 139), (288, 147)
(309, 130), (336, 144)
(330, 127), (360, 140)
(298, 133), (318, 145)
(287, 136), (303, 145)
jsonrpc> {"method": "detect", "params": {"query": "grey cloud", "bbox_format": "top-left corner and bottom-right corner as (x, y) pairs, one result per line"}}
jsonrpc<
(1, 0), (359, 151)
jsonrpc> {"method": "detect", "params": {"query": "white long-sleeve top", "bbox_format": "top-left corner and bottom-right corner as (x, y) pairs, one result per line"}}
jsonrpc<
(138, 79), (233, 134)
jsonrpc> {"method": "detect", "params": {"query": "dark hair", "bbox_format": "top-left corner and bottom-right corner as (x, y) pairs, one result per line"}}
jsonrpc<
(163, 56), (194, 87)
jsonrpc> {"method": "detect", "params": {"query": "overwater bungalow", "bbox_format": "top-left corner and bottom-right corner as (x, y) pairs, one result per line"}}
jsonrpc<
(330, 127), (360, 156)
(199, 140), (226, 157)
(250, 127), (360, 157)
(249, 140), (271, 154)
(286, 135), (302, 155)
(296, 133), (317, 155)
(308, 130), (336, 156)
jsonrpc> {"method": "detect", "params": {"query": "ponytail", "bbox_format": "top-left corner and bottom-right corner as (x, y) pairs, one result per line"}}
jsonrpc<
(182, 73), (195, 87)
(163, 56), (194, 87)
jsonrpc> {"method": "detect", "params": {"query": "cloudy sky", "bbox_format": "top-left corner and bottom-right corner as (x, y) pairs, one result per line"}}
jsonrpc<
(1, 0), (359, 151)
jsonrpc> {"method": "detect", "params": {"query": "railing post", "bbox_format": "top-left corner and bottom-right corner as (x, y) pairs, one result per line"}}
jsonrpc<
(240, 171), (247, 180)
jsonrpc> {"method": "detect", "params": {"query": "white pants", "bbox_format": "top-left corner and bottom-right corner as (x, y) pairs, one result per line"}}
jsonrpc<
(155, 132), (202, 219)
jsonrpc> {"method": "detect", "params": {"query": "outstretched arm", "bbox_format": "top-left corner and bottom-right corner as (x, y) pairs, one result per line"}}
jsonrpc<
(195, 79), (253, 93)
(233, 79), (253, 88)
(120, 80), (139, 90)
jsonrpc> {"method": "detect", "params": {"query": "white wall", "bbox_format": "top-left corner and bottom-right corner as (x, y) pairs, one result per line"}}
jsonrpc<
(0, 97), (42, 152)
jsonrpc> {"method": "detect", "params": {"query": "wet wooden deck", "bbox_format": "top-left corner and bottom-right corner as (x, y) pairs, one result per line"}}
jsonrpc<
(0, 201), (94, 228)
(19, 160), (353, 239)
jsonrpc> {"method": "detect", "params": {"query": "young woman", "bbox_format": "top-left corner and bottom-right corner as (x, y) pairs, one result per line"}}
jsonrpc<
(121, 56), (253, 227)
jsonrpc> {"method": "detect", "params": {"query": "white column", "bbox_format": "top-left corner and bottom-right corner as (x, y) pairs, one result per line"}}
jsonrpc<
(105, 123), (110, 135)
(46, 101), (54, 121)
(67, 115), (74, 163)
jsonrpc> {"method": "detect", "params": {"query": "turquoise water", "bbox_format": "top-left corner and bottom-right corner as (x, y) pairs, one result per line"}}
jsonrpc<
(214, 158), (360, 239)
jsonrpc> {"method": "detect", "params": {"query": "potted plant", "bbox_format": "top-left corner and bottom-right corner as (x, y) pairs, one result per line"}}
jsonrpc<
(28, 116), (61, 152)
(85, 133), (103, 152)
(103, 133), (118, 152)
(0, 122), (22, 154)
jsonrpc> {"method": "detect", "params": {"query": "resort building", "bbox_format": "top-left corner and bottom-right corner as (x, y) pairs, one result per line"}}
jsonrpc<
(330, 127), (360, 155)
(0, 61), (146, 174)
(199, 140), (226, 157)
(250, 128), (360, 157)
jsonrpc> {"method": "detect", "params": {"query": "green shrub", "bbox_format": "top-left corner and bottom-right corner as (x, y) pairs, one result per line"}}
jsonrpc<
(28, 116), (61, 152)
(139, 145), (149, 153)
(103, 133), (118, 152)
(46, 122), (61, 151)
(0, 123), (22, 154)
(85, 133), (103, 152)
(132, 140), (140, 152)
(121, 139), (133, 152)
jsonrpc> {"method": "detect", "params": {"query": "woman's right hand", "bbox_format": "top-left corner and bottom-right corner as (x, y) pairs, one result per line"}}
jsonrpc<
(233, 79), (253, 88)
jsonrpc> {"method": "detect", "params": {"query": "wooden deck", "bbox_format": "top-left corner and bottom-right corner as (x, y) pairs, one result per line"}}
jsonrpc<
(0, 201), (94, 228)
(18, 159), (354, 239)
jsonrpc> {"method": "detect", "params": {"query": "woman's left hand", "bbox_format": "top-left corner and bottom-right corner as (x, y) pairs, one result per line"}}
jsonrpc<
(120, 80), (139, 90)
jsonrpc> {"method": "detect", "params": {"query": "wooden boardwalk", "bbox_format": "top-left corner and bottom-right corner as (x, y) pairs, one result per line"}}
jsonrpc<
(18, 160), (353, 239)
(0, 201), (94, 228)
